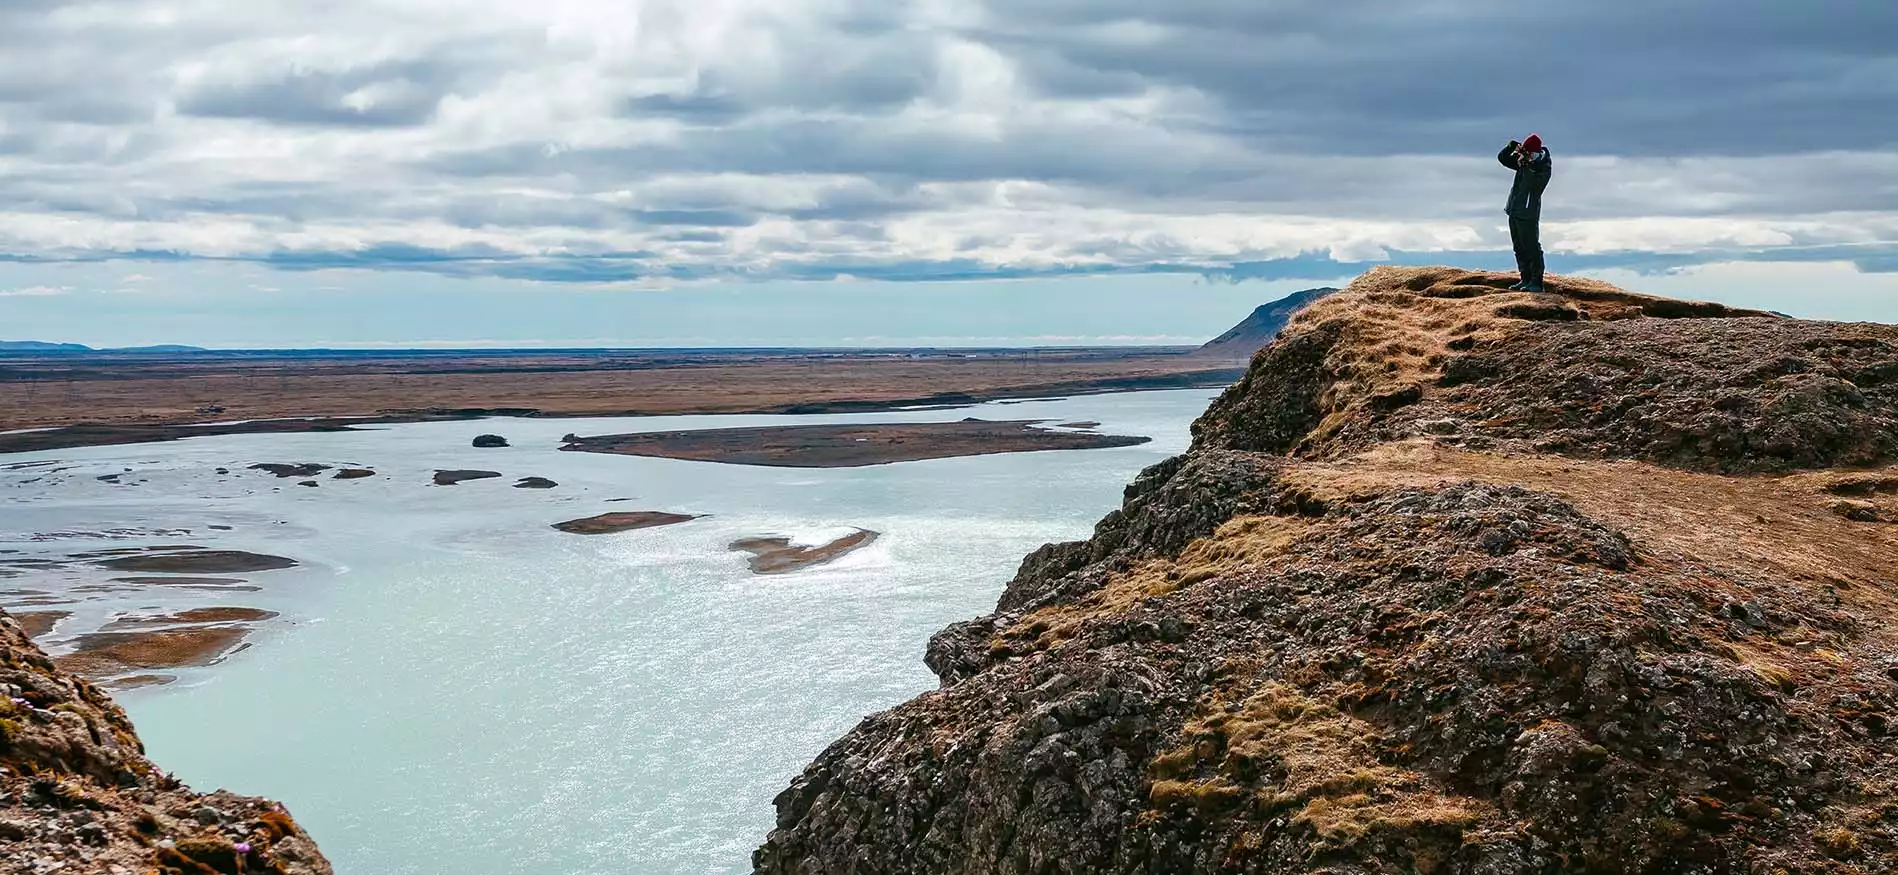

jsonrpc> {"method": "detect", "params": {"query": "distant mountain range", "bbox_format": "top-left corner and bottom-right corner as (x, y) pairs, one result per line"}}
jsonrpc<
(1196, 286), (1340, 358)
(0, 340), (206, 353)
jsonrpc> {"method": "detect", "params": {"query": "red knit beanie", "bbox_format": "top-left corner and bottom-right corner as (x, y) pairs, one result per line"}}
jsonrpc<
(1522, 133), (1543, 153)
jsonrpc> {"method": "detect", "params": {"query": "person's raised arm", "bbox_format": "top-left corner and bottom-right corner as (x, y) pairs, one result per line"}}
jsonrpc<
(1498, 140), (1521, 169)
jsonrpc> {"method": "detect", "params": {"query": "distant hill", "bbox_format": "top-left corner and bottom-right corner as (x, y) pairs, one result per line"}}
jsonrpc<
(0, 340), (206, 353)
(1195, 286), (1340, 358)
(0, 340), (91, 352)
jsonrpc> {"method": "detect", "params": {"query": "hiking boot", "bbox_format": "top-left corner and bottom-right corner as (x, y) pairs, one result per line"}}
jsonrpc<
(1506, 282), (1527, 290)
(1520, 282), (1545, 293)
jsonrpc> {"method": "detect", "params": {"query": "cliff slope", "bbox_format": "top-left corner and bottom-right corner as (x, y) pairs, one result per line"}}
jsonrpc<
(756, 266), (1898, 873)
(0, 612), (331, 874)
(1197, 288), (1341, 360)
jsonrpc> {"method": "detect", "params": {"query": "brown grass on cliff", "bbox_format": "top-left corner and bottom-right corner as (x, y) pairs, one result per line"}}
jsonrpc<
(1149, 679), (1487, 849)
(1255, 266), (1778, 455)
(1196, 266), (1894, 473)
(1005, 515), (1309, 651)
(1282, 440), (1898, 614)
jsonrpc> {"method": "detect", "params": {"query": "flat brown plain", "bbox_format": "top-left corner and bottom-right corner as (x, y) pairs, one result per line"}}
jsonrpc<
(0, 348), (1239, 435)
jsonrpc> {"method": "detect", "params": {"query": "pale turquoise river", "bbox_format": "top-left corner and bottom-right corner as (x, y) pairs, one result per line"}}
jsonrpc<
(0, 389), (1217, 874)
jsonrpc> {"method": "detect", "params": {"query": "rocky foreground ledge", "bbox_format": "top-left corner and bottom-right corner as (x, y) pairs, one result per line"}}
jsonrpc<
(756, 267), (1898, 873)
(0, 613), (330, 874)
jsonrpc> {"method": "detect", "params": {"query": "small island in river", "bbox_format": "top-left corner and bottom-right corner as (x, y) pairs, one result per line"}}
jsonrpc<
(92, 549), (299, 574)
(730, 530), (880, 574)
(552, 511), (701, 535)
(561, 419), (1150, 468)
(434, 469), (503, 486)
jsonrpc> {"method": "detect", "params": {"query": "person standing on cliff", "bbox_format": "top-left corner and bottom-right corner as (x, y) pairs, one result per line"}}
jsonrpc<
(1498, 133), (1552, 291)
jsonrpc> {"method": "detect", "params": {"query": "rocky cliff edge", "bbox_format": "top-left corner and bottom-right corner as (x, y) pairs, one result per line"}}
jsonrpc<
(756, 266), (1898, 873)
(0, 613), (331, 874)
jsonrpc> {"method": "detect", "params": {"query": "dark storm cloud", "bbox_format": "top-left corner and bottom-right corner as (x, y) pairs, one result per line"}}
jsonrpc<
(985, 0), (1898, 156)
(0, 0), (1892, 283)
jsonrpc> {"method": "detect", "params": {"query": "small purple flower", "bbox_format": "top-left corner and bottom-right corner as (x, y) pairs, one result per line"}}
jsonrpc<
(234, 842), (252, 854)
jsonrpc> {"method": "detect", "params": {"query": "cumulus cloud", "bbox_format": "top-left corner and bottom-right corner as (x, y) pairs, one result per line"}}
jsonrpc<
(0, 0), (1891, 283)
(0, 285), (70, 297)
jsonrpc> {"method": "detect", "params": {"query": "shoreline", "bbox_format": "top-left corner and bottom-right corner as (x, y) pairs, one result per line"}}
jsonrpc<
(0, 370), (1236, 456)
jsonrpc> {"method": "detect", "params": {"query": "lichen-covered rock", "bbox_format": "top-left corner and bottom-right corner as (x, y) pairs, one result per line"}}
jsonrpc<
(757, 267), (1898, 874)
(0, 613), (330, 875)
(1430, 319), (1898, 472)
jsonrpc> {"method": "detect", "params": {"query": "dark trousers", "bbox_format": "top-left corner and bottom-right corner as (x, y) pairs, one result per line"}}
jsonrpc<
(1509, 215), (1544, 285)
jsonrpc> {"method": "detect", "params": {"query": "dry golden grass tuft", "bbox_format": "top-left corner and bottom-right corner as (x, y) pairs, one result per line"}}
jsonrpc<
(1149, 680), (1486, 848)
(1279, 440), (1898, 616)
(1276, 266), (1775, 452)
(1001, 516), (1309, 652)
(1264, 439), (1898, 738)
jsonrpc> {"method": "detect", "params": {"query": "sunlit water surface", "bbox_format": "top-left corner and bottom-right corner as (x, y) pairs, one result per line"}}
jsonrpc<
(0, 389), (1217, 874)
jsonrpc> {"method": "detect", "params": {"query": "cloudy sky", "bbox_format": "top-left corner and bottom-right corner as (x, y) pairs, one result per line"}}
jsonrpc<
(2, 0), (1895, 347)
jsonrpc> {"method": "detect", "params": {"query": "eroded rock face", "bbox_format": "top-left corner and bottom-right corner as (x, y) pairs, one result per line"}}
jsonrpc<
(0, 613), (331, 874)
(757, 267), (1898, 874)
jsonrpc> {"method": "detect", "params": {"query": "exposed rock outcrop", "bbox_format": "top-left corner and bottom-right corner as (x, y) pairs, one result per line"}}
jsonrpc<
(0, 612), (331, 874)
(757, 267), (1898, 874)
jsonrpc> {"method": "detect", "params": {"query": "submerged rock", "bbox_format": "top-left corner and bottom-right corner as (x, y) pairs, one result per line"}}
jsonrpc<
(473, 434), (510, 448)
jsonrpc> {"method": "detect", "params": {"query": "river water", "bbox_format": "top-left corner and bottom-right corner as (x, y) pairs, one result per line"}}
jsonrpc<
(0, 389), (1217, 874)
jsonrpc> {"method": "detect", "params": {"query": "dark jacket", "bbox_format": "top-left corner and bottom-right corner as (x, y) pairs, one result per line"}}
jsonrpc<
(1498, 144), (1552, 218)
